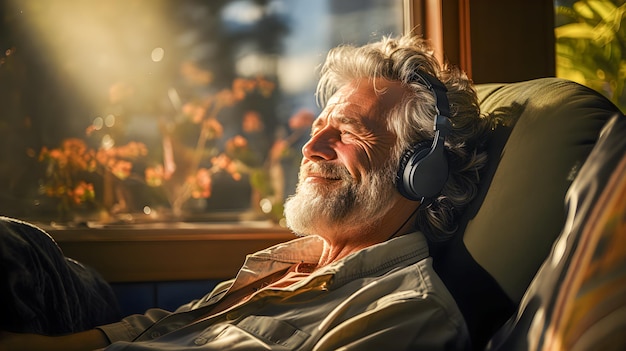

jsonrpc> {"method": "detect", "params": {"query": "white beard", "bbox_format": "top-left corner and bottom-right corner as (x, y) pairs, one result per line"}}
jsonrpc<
(284, 161), (397, 236)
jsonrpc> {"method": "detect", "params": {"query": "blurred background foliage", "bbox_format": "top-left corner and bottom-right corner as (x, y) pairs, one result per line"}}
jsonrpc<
(555, 0), (626, 112)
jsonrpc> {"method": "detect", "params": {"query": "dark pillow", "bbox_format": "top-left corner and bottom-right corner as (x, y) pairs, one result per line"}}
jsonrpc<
(0, 217), (122, 334)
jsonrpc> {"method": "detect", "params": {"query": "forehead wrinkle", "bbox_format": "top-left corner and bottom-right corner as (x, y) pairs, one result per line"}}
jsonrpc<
(318, 78), (405, 134)
(312, 114), (369, 135)
(345, 116), (371, 136)
(317, 93), (369, 123)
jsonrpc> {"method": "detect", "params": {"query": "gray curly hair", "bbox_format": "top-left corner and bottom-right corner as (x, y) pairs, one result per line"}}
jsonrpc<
(316, 35), (491, 242)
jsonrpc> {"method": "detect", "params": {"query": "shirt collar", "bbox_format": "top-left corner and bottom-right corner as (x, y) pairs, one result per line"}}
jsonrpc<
(319, 232), (430, 287)
(231, 232), (429, 291)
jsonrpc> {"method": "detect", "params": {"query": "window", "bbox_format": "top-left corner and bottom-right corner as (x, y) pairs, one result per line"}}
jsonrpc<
(0, 0), (403, 227)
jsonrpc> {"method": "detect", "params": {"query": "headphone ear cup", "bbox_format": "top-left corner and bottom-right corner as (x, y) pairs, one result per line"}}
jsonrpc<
(397, 139), (449, 201)
(396, 141), (432, 200)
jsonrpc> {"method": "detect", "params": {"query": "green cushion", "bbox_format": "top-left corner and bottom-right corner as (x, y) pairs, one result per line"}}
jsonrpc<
(464, 78), (623, 302)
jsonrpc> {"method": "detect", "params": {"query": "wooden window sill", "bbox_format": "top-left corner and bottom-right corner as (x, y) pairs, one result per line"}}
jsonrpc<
(46, 222), (295, 283)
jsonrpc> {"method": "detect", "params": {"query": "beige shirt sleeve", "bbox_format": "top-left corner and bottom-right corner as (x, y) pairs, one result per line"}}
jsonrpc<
(97, 308), (172, 343)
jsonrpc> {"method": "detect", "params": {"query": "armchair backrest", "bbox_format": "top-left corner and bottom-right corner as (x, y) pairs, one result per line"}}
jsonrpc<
(487, 112), (626, 351)
(432, 77), (625, 350)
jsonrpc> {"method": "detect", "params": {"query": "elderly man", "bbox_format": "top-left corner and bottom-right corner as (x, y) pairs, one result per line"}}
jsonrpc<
(0, 34), (491, 350)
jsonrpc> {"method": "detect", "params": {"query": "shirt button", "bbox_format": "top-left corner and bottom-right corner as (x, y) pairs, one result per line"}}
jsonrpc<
(194, 337), (208, 345)
(150, 331), (161, 338)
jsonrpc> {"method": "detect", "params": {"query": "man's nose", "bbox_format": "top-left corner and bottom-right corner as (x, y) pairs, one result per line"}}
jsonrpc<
(302, 129), (337, 161)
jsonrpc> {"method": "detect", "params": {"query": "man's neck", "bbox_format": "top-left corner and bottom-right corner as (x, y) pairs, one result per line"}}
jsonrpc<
(315, 200), (420, 267)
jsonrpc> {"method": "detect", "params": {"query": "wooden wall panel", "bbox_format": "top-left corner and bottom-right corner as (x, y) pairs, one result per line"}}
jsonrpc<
(407, 0), (556, 83)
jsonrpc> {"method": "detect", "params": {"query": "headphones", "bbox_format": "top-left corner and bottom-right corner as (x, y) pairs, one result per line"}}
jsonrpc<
(396, 70), (452, 203)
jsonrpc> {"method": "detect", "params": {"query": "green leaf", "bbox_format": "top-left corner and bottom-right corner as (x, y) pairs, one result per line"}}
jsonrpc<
(555, 23), (596, 39)
(573, 1), (596, 19)
(588, 0), (618, 19)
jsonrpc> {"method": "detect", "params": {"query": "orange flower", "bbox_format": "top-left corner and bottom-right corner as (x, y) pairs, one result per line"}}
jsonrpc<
(232, 135), (248, 148)
(182, 102), (207, 124)
(227, 162), (241, 181)
(190, 168), (212, 198)
(145, 165), (165, 187)
(211, 154), (241, 181)
(211, 154), (233, 170)
(85, 124), (98, 136)
(225, 135), (248, 155)
(110, 160), (133, 179)
(95, 149), (109, 167)
(202, 118), (224, 139)
(85, 151), (98, 172)
(232, 78), (256, 100)
(115, 142), (148, 159)
(39, 138), (93, 171)
(256, 77), (275, 97)
(46, 148), (65, 164)
(92, 142), (147, 179)
(242, 111), (263, 133)
(71, 181), (95, 204)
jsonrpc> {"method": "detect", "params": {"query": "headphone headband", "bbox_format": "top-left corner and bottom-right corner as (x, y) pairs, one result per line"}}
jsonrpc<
(411, 70), (450, 121)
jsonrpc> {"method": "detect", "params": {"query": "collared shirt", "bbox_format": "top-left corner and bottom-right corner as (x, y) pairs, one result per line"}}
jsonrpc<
(99, 232), (470, 350)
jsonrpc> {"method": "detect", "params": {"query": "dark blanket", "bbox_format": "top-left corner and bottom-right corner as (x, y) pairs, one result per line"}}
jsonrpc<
(0, 216), (121, 335)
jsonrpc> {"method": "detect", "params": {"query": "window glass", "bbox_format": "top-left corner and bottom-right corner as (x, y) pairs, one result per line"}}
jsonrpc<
(554, 0), (626, 112)
(0, 0), (403, 226)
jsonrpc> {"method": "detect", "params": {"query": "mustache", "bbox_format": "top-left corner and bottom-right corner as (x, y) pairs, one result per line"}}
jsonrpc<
(301, 162), (352, 181)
